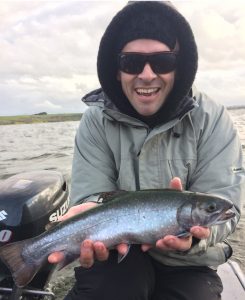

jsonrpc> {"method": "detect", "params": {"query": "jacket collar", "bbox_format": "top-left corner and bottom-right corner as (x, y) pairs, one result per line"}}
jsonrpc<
(82, 88), (198, 129)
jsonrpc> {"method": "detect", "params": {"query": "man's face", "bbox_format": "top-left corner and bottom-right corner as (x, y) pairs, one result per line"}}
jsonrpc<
(117, 39), (176, 116)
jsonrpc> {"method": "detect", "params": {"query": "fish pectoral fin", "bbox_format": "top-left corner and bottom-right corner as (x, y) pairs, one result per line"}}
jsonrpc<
(0, 240), (40, 288)
(57, 251), (79, 271)
(176, 231), (191, 238)
(117, 245), (131, 263)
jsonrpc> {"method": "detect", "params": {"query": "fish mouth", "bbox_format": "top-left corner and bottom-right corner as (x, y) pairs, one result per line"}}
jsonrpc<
(215, 209), (236, 224)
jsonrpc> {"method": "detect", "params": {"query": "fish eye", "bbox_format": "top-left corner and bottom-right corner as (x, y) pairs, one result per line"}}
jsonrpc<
(207, 203), (217, 212)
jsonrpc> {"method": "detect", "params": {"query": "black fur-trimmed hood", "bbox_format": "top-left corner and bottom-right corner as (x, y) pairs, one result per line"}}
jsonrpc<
(96, 1), (198, 127)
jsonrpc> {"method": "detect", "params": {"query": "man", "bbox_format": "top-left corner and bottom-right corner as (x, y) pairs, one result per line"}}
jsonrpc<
(49, 2), (244, 299)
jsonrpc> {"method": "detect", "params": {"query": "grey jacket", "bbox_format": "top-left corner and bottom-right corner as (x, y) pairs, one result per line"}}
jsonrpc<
(70, 88), (245, 268)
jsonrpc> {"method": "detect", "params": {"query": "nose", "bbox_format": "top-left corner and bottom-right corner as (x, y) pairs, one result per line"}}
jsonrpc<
(138, 63), (157, 81)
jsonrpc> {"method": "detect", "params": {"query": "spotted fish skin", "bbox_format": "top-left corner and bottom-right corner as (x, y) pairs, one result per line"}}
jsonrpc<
(0, 189), (235, 287)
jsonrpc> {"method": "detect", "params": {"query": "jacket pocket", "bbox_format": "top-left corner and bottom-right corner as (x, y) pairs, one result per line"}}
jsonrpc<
(167, 159), (196, 189)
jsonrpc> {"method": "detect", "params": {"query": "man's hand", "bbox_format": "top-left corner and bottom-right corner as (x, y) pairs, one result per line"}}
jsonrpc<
(48, 202), (99, 265)
(141, 177), (210, 252)
(48, 202), (128, 268)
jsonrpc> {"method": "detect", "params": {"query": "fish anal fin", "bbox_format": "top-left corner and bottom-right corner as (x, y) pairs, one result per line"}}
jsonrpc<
(0, 241), (40, 288)
(57, 251), (79, 271)
(117, 245), (131, 263)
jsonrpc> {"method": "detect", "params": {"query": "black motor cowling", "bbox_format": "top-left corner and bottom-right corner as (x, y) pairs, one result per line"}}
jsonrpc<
(0, 170), (69, 245)
(0, 170), (69, 296)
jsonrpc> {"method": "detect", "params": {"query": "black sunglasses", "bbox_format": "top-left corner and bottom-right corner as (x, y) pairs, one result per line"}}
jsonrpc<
(118, 51), (178, 75)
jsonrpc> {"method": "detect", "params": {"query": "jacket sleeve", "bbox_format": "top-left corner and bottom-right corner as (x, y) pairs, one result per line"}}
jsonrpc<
(188, 92), (245, 252)
(69, 107), (117, 205)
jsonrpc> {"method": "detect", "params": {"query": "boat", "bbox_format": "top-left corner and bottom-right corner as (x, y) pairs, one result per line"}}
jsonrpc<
(218, 260), (245, 299)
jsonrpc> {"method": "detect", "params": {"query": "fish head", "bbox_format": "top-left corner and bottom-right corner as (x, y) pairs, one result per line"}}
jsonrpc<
(190, 194), (235, 227)
(177, 193), (235, 230)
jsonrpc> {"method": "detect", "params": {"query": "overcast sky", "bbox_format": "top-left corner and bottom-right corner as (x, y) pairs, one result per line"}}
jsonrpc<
(0, 0), (245, 116)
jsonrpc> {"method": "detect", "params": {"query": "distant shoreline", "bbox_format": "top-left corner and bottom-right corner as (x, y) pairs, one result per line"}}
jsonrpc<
(0, 113), (83, 125)
(227, 106), (245, 110)
(0, 105), (244, 126)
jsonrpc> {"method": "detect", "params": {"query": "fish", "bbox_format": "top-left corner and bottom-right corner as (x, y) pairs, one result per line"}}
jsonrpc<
(0, 189), (235, 288)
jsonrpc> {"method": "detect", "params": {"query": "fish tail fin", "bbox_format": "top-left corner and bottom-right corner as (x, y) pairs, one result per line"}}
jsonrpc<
(0, 241), (40, 288)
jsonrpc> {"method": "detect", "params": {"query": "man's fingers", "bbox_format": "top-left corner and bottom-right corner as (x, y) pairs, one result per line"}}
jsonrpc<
(116, 243), (130, 255)
(79, 239), (94, 268)
(156, 235), (192, 252)
(169, 177), (183, 191)
(191, 226), (210, 239)
(48, 252), (65, 264)
(58, 203), (99, 221)
(141, 244), (152, 252)
(94, 242), (109, 261)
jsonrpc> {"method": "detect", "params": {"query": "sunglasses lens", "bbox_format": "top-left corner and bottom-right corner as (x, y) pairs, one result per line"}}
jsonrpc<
(150, 53), (177, 74)
(118, 54), (145, 74)
(118, 52), (177, 74)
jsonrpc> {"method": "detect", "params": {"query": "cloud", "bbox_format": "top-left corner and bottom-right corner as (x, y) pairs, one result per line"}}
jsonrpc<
(0, 74), (94, 115)
(175, 0), (245, 106)
(0, 0), (244, 115)
(0, 1), (125, 115)
(35, 100), (62, 111)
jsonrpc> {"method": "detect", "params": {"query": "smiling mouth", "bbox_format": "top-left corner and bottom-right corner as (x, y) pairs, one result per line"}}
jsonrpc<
(135, 87), (160, 96)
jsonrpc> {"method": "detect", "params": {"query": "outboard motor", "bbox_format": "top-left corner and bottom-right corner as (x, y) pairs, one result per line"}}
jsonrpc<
(0, 170), (69, 299)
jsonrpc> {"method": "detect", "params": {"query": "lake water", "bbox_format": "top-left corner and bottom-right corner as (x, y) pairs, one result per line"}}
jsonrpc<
(0, 109), (244, 294)
(0, 121), (77, 182)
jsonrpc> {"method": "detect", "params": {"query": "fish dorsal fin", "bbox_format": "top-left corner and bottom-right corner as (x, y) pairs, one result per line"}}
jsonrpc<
(45, 221), (61, 231)
(98, 190), (128, 203)
(140, 188), (183, 193)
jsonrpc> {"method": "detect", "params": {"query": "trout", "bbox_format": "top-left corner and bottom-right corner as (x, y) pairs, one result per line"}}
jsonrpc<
(0, 189), (235, 287)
